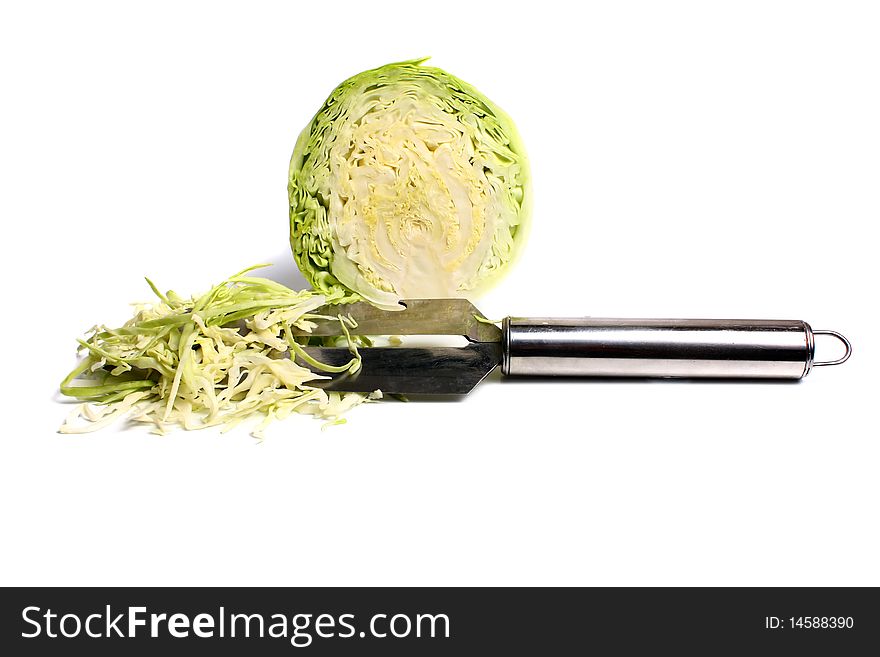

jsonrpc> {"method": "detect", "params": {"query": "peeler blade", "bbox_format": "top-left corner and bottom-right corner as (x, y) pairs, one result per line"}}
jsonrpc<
(293, 299), (502, 343)
(297, 343), (502, 395)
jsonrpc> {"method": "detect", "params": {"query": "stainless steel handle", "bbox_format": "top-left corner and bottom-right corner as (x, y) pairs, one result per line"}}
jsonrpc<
(501, 318), (851, 379)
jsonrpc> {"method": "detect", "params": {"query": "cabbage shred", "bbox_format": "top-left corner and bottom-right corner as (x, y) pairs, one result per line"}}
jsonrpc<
(59, 266), (379, 437)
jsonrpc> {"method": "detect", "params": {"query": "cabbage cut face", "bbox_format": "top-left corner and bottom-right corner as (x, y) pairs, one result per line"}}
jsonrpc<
(289, 59), (530, 308)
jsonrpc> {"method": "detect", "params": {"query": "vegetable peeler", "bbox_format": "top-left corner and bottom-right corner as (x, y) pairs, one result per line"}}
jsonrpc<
(290, 299), (852, 395)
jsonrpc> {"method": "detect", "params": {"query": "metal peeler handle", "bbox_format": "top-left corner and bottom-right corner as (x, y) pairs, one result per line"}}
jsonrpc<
(501, 318), (852, 379)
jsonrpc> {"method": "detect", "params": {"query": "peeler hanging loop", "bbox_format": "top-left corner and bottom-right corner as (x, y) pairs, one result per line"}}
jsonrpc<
(811, 330), (852, 367)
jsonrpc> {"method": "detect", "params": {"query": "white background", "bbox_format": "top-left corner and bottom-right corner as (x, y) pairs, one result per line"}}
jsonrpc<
(1, 1), (877, 586)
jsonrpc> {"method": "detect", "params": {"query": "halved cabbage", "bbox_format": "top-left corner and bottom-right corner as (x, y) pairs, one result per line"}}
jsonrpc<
(289, 59), (530, 309)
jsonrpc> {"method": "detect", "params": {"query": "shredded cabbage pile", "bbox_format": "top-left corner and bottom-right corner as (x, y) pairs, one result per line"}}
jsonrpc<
(59, 266), (380, 437)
